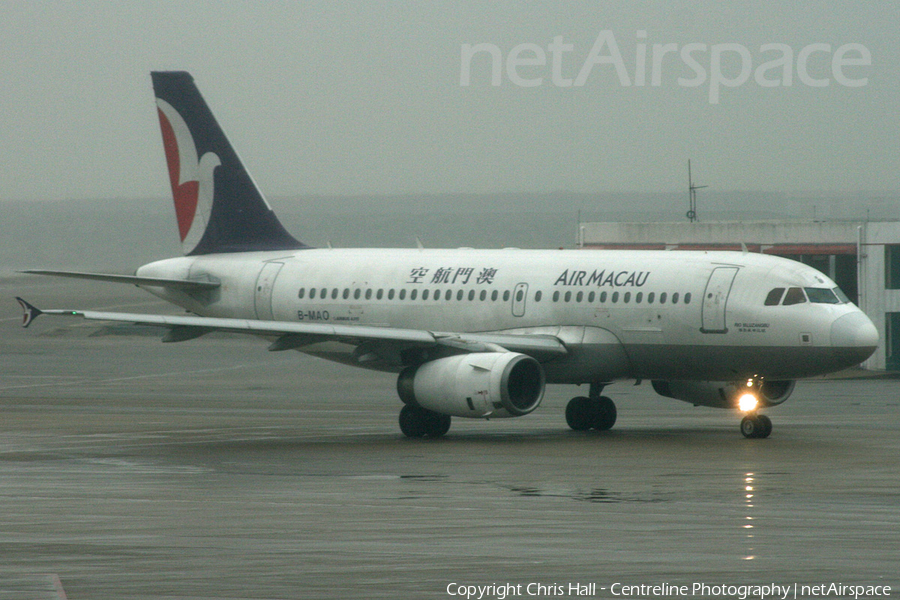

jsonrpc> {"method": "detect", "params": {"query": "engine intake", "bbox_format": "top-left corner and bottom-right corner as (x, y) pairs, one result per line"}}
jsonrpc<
(397, 352), (545, 418)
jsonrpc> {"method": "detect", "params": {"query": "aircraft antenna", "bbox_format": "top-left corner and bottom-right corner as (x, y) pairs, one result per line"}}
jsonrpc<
(686, 160), (707, 223)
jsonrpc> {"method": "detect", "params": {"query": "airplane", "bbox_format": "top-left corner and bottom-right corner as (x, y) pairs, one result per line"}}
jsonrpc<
(17, 71), (879, 440)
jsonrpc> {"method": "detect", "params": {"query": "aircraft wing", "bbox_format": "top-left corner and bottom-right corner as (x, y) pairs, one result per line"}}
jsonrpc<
(15, 299), (568, 360)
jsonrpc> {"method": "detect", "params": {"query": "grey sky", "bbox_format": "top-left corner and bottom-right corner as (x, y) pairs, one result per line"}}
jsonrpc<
(0, 1), (897, 201)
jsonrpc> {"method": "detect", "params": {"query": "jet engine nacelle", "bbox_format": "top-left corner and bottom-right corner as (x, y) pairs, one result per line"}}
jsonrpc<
(651, 379), (796, 409)
(397, 352), (545, 418)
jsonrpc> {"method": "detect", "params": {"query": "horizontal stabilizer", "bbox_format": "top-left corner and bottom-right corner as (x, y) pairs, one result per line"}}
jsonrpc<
(19, 270), (220, 291)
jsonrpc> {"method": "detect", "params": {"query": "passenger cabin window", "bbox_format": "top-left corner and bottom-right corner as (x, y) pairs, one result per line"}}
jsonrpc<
(765, 288), (785, 306)
(782, 287), (807, 305)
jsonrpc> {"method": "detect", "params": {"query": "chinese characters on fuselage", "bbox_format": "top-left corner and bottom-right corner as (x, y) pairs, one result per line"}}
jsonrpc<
(407, 267), (498, 285)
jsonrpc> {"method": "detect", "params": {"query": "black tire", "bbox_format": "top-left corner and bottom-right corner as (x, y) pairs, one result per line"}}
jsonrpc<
(566, 396), (595, 431)
(740, 415), (760, 438)
(593, 396), (617, 431)
(757, 414), (772, 438)
(422, 411), (451, 438)
(399, 405), (427, 438)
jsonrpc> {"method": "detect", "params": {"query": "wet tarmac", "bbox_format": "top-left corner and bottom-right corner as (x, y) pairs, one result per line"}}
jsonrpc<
(1, 278), (898, 599)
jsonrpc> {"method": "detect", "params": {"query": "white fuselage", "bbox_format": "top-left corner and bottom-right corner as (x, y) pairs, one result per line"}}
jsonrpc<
(136, 248), (877, 384)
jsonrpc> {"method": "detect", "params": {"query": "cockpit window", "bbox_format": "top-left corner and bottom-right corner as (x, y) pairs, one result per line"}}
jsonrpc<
(764, 288), (785, 306)
(833, 287), (850, 303)
(782, 287), (807, 305)
(805, 287), (841, 304)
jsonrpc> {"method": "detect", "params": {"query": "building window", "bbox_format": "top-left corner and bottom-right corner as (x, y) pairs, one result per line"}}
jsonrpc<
(887, 246), (900, 290)
(887, 313), (900, 370)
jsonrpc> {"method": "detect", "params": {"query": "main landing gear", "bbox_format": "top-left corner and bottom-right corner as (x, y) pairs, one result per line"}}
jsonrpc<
(740, 413), (772, 439)
(565, 382), (617, 432)
(399, 405), (451, 439)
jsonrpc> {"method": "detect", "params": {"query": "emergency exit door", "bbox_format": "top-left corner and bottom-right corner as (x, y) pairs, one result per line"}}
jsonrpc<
(254, 262), (284, 320)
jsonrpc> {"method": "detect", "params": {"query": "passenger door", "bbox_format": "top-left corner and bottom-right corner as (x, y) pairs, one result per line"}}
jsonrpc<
(701, 267), (738, 333)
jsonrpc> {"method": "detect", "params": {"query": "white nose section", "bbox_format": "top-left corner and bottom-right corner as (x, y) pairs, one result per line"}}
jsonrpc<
(831, 311), (879, 350)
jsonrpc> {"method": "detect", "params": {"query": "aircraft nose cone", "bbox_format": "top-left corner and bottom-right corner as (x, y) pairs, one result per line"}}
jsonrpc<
(830, 311), (879, 366)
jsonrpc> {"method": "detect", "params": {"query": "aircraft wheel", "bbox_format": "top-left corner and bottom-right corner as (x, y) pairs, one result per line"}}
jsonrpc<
(740, 415), (770, 439)
(566, 396), (595, 431)
(757, 414), (772, 438)
(399, 405), (450, 439)
(422, 411), (451, 438)
(399, 405), (427, 438)
(593, 396), (617, 431)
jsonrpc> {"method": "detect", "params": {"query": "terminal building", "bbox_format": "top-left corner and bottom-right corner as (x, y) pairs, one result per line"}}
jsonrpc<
(578, 220), (900, 371)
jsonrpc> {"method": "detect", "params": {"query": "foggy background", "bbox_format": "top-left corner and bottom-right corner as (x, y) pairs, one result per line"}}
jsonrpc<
(1, 2), (898, 273)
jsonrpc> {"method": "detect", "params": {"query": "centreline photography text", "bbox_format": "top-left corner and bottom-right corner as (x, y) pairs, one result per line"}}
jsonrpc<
(444, 581), (892, 599)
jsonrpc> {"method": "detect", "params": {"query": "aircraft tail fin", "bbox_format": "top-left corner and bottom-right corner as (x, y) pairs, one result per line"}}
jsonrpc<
(151, 71), (307, 255)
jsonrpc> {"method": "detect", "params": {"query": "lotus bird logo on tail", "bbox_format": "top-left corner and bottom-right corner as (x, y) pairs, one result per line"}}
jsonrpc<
(156, 98), (221, 255)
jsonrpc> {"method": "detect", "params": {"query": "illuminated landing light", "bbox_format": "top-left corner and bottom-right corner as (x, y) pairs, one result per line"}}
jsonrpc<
(744, 555), (756, 560)
(738, 393), (759, 412)
(745, 486), (754, 491)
